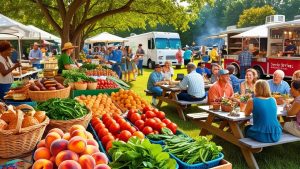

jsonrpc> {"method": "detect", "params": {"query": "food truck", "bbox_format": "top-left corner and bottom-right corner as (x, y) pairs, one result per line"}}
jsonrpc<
(223, 15), (300, 78)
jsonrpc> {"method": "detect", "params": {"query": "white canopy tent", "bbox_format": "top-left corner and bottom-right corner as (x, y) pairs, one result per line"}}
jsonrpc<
(85, 32), (128, 43)
(27, 25), (61, 43)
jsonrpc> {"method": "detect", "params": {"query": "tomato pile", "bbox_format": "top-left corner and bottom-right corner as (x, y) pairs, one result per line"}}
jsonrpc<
(127, 106), (178, 135)
(91, 114), (144, 152)
(97, 79), (119, 89)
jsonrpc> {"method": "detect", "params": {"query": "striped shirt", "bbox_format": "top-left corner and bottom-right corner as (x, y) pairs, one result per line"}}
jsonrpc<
(178, 70), (205, 98)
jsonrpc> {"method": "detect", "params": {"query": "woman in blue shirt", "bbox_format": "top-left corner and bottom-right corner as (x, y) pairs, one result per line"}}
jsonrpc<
(244, 80), (282, 143)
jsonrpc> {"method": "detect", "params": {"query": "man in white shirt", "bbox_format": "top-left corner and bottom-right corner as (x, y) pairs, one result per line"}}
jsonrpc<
(175, 63), (206, 101)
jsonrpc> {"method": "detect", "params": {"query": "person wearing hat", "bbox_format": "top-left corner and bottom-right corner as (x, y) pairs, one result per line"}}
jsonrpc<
(29, 42), (43, 68)
(209, 45), (219, 64)
(58, 42), (79, 74)
(207, 69), (234, 104)
(195, 61), (211, 79)
(173, 63), (206, 102)
(0, 41), (21, 99)
(147, 64), (170, 105)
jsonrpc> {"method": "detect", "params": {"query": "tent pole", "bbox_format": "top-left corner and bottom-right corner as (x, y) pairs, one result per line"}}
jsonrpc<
(18, 36), (22, 76)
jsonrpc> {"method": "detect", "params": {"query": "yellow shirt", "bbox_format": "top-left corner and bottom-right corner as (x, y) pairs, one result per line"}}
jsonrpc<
(210, 48), (219, 62)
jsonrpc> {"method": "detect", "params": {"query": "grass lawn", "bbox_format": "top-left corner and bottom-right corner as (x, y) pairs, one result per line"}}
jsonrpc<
(127, 64), (300, 169)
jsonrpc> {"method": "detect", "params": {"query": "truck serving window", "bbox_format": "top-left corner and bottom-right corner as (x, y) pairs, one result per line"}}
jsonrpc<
(155, 38), (181, 49)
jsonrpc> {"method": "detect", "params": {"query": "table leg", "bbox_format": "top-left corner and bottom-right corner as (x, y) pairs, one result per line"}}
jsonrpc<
(229, 121), (260, 169)
(176, 105), (186, 121)
(219, 121), (228, 130)
(156, 90), (167, 107)
(199, 114), (215, 136)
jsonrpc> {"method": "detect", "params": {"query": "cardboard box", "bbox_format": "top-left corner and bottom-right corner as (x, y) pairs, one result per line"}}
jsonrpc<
(211, 159), (232, 169)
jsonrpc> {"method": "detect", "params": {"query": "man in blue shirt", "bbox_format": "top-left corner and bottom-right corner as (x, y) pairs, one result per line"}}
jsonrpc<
(195, 61), (211, 78)
(110, 46), (123, 78)
(227, 65), (241, 93)
(29, 42), (43, 68)
(268, 69), (290, 95)
(238, 47), (252, 79)
(183, 47), (192, 67)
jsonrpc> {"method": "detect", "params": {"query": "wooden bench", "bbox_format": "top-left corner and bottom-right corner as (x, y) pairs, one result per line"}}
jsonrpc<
(177, 99), (207, 106)
(186, 113), (209, 120)
(239, 132), (300, 149)
(144, 89), (154, 96)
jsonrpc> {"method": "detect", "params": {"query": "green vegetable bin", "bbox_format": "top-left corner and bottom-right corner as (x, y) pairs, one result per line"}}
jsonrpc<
(70, 88), (120, 98)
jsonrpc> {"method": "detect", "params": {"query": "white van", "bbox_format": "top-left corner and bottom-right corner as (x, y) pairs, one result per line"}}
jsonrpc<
(125, 32), (182, 68)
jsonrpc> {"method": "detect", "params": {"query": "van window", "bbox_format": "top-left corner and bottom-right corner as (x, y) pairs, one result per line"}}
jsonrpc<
(155, 38), (181, 49)
(148, 38), (155, 49)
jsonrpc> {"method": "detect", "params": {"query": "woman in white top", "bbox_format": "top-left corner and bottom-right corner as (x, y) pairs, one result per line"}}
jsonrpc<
(0, 41), (21, 99)
(240, 68), (258, 95)
(161, 61), (174, 81)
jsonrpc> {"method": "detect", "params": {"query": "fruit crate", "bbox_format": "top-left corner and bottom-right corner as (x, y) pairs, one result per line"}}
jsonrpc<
(147, 130), (191, 145)
(70, 88), (120, 98)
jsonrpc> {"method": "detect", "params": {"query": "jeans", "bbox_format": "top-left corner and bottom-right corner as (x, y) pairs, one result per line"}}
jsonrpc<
(149, 86), (163, 97)
(0, 83), (11, 100)
(177, 92), (206, 101)
(240, 66), (251, 79)
(112, 64), (122, 78)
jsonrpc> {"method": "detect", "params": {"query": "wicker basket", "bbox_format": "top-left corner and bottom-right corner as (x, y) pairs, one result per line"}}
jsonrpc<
(0, 110), (50, 158)
(45, 111), (92, 133)
(28, 85), (71, 102)
(221, 104), (233, 112)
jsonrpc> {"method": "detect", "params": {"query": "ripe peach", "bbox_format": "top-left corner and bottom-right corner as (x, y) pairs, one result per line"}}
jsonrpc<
(50, 139), (69, 156)
(81, 145), (100, 155)
(86, 131), (94, 140)
(94, 164), (111, 169)
(86, 139), (99, 148)
(55, 150), (79, 166)
(71, 129), (88, 139)
(69, 125), (86, 134)
(37, 139), (46, 148)
(32, 159), (53, 169)
(34, 147), (51, 161)
(49, 156), (56, 163)
(45, 132), (61, 149)
(78, 154), (96, 169)
(62, 132), (71, 141)
(68, 136), (87, 154)
(92, 152), (109, 165)
(49, 128), (64, 137)
(58, 160), (81, 169)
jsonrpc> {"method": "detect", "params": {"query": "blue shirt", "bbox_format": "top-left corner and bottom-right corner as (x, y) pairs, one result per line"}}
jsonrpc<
(183, 50), (192, 60)
(178, 70), (205, 98)
(238, 50), (252, 66)
(196, 67), (211, 76)
(229, 74), (240, 93)
(267, 79), (290, 94)
(111, 50), (122, 63)
(147, 71), (163, 90)
(29, 49), (43, 64)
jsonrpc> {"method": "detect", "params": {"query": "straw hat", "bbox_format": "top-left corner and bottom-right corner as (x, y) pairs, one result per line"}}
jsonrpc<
(62, 42), (78, 51)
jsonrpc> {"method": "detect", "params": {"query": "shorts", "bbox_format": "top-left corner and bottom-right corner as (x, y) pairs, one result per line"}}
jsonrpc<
(121, 63), (127, 72)
(284, 121), (300, 137)
(184, 59), (190, 66)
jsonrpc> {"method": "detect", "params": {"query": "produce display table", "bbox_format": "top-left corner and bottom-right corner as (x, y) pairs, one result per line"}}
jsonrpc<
(4, 99), (37, 107)
(187, 105), (291, 169)
(14, 69), (42, 80)
(70, 88), (120, 98)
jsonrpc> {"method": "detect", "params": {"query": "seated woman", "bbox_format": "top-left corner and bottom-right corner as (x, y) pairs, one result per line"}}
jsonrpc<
(292, 70), (300, 81)
(283, 80), (300, 137)
(240, 68), (257, 95)
(161, 61), (174, 81)
(244, 80), (282, 143)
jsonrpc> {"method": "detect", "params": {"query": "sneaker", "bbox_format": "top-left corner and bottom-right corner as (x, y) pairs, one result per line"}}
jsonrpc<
(152, 97), (157, 106)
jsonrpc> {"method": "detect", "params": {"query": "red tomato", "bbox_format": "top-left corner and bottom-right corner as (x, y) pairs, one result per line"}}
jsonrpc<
(136, 123), (144, 131)
(141, 114), (147, 121)
(167, 122), (177, 134)
(152, 108), (159, 114)
(120, 122), (132, 131)
(113, 114), (122, 121)
(117, 118), (126, 126)
(156, 111), (165, 119)
(119, 130), (132, 142)
(132, 131), (145, 139)
(94, 122), (105, 132)
(157, 123), (166, 133)
(101, 134), (114, 147)
(143, 106), (152, 113)
(102, 114), (111, 122)
(105, 118), (116, 127)
(145, 119), (156, 129)
(109, 123), (120, 134)
(91, 118), (101, 127)
(153, 130), (159, 134)
(127, 109), (136, 119)
(128, 126), (137, 134)
(162, 118), (171, 125)
(97, 128), (109, 138)
(134, 120), (144, 127)
(153, 117), (162, 123)
(142, 126), (153, 135)
(130, 113), (141, 123)
(145, 111), (156, 118)
(106, 140), (113, 152)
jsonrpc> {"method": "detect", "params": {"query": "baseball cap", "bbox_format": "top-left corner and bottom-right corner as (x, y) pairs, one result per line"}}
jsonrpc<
(154, 64), (161, 68)
(218, 69), (229, 75)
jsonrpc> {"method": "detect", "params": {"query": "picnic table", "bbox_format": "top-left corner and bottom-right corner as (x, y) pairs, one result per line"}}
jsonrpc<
(187, 105), (300, 169)
(156, 83), (211, 121)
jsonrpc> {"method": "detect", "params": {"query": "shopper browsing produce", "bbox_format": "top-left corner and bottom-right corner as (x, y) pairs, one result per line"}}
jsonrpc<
(0, 41), (21, 99)
(58, 42), (79, 74)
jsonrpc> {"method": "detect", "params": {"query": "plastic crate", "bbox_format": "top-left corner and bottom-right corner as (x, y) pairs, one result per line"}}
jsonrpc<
(148, 130), (191, 145)
(70, 88), (120, 98)
(170, 152), (224, 169)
